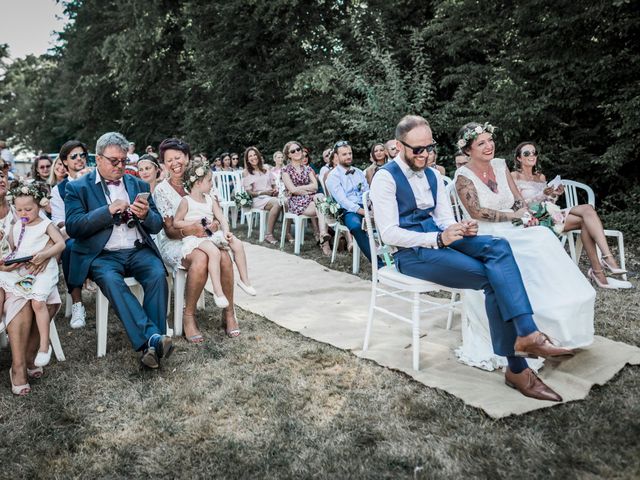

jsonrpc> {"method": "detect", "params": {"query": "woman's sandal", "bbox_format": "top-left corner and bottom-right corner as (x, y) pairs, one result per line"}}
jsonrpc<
(182, 313), (205, 344)
(27, 366), (44, 379)
(264, 234), (278, 245)
(10, 369), (31, 396)
(223, 316), (241, 338)
(320, 234), (332, 257)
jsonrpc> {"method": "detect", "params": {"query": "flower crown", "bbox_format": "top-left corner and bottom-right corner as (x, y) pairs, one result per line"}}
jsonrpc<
(7, 180), (50, 207)
(183, 160), (210, 192)
(456, 122), (496, 149)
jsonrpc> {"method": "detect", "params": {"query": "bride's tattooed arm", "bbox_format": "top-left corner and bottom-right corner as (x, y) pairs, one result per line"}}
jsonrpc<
(456, 176), (511, 223)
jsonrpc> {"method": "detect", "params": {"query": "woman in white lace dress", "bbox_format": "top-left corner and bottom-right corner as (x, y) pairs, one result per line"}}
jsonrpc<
(453, 123), (595, 371)
(511, 141), (631, 289)
(153, 138), (239, 342)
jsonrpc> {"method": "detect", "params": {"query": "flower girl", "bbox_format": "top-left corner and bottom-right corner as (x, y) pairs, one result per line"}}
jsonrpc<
(173, 159), (255, 313)
(0, 181), (65, 367)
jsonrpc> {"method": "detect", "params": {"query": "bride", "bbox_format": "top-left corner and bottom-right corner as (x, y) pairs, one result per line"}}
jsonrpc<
(453, 122), (596, 371)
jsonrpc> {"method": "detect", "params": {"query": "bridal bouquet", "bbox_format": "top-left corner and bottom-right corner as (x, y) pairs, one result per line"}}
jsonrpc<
(234, 191), (252, 208)
(512, 202), (565, 235)
(317, 197), (342, 221)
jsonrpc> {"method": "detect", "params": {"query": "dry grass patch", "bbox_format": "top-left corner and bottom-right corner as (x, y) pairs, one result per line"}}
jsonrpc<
(0, 226), (638, 478)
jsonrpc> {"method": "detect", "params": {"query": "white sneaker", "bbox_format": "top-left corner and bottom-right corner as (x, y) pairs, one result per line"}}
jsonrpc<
(34, 345), (52, 367)
(70, 302), (86, 329)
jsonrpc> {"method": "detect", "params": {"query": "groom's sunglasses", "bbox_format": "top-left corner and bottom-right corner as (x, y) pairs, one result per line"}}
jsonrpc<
(399, 140), (437, 155)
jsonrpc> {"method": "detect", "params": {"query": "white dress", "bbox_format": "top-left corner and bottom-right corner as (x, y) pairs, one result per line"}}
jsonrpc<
(153, 180), (224, 269)
(454, 158), (595, 371)
(0, 218), (59, 301)
(180, 194), (227, 257)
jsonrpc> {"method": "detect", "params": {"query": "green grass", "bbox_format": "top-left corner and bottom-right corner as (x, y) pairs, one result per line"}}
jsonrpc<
(0, 225), (638, 479)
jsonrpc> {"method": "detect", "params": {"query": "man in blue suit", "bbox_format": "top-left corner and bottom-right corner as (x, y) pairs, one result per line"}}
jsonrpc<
(370, 115), (573, 402)
(65, 132), (172, 368)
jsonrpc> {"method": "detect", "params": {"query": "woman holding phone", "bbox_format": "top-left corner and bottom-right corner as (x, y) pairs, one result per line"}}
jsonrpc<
(511, 141), (630, 289)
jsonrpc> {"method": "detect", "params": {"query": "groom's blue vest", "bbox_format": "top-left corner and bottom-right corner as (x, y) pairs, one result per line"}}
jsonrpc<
(383, 162), (441, 234)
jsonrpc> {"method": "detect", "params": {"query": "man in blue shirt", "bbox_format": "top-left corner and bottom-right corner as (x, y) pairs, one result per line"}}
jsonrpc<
(325, 140), (374, 263)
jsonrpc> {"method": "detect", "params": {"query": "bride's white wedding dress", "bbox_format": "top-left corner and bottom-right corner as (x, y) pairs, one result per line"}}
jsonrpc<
(454, 158), (595, 371)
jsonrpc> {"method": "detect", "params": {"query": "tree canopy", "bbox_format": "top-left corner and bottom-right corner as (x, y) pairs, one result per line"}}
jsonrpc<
(0, 0), (638, 219)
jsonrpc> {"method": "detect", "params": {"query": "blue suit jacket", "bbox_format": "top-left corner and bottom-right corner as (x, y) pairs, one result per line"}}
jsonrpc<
(64, 170), (164, 286)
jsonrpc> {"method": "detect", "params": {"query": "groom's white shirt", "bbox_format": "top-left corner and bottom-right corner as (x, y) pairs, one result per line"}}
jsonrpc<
(370, 156), (456, 249)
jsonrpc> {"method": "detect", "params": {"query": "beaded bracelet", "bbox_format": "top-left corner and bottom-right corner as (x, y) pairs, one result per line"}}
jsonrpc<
(436, 232), (446, 249)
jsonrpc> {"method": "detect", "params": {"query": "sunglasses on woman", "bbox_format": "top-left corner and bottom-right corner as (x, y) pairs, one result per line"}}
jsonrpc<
(521, 150), (538, 157)
(289, 147), (302, 154)
(70, 152), (87, 160)
(399, 140), (437, 155)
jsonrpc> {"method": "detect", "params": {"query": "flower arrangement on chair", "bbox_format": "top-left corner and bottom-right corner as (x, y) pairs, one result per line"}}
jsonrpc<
(316, 197), (342, 222)
(234, 190), (252, 209)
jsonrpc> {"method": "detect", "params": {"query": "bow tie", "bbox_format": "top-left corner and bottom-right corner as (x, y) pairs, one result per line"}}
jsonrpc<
(406, 170), (424, 179)
(106, 180), (121, 186)
(345, 169), (355, 175)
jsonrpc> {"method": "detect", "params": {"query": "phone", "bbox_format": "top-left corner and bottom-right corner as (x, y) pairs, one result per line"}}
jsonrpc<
(3, 255), (33, 266)
(135, 192), (150, 202)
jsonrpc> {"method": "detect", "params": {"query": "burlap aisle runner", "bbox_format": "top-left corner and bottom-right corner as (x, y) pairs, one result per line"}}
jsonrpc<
(220, 242), (640, 418)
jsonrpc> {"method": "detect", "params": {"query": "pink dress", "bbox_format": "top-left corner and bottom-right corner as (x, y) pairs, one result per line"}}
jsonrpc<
(282, 164), (315, 215)
(242, 170), (276, 209)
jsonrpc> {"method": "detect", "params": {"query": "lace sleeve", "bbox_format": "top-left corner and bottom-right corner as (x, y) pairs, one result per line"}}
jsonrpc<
(153, 182), (177, 218)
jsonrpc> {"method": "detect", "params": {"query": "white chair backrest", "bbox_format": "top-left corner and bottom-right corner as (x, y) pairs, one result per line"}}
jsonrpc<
(442, 175), (453, 186)
(445, 181), (463, 222)
(213, 171), (241, 202)
(318, 173), (331, 201)
(561, 179), (595, 209)
(363, 191), (383, 280)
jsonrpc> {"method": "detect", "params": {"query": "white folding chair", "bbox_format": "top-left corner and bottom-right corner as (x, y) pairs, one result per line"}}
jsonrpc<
(319, 175), (360, 274)
(167, 265), (206, 337)
(213, 171), (240, 228)
(277, 175), (311, 255)
(561, 180), (626, 280)
(0, 318), (66, 362)
(361, 192), (465, 371)
(95, 277), (144, 357)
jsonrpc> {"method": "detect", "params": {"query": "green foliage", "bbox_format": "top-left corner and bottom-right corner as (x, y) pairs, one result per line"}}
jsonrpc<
(0, 0), (637, 213)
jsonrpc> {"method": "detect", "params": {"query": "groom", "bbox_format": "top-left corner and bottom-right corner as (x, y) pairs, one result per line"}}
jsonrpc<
(370, 115), (573, 402)
(65, 132), (172, 369)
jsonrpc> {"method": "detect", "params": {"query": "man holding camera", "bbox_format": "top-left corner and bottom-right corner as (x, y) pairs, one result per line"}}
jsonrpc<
(65, 132), (172, 368)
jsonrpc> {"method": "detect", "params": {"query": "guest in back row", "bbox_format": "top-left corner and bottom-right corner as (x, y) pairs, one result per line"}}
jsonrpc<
(242, 147), (282, 245)
(325, 140), (375, 264)
(364, 143), (388, 185)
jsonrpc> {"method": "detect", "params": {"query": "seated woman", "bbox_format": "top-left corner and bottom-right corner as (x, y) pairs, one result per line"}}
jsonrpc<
(153, 138), (239, 342)
(454, 122), (596, 371)
(364, 143), (388, 185)
(281, 140), (332, 256)
(511, 142), (631, 289)
(242, 147), (282, 245)
(0, 165), (60, 395)
(137, 154), (162, 193)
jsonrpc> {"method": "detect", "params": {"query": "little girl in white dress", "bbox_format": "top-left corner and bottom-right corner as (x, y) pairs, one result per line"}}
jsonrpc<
(0, 181), (65, 367)
(173, 159), (255, 315)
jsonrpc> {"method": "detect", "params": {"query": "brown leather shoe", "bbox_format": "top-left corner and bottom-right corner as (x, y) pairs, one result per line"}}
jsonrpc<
(505, 367), (563, 402)
(514, 331), (575, 360)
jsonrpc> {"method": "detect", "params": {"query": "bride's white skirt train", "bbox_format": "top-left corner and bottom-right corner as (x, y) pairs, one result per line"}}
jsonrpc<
(455, 223), (596, 371)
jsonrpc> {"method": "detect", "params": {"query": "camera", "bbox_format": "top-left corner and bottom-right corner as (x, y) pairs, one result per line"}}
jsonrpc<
(114, 208), (138, 228)
(201, 218), (213, 237)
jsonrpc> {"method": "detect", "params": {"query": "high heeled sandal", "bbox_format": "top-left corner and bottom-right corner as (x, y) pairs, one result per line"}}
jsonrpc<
(320, 234), (332, 256)
(182, 313), (205, 344)
(588, 268), (617, 289)
(27, 366), (44, 379)
(600, 254), (627, 275)
(10, 369), (31, 396)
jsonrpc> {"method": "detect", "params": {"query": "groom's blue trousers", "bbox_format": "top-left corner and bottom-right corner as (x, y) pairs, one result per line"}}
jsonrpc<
(394, 235), (533, 356)
(89, 247), (168, 351)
